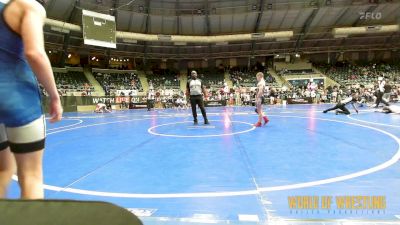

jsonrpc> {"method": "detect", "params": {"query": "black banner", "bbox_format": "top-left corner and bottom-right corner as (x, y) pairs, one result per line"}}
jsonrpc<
(205, 100), (226, 107)
(41, 96), (148, 112)
(287, 97), (313, 104)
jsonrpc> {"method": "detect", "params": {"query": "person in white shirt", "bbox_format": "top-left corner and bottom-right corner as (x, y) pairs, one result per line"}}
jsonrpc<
(223, 81), (229, 99)
(332, 89), (338, 103)
(323, 92), (360, 115)
(243, 93), (250, 105)
(176, 96), (187, 110)
(307, 79), (317, 92)
(380, 105), (400, 114)
(235, 90), (241, 106)
(254, 72), (269, 127)
(181, 96), (188, 109)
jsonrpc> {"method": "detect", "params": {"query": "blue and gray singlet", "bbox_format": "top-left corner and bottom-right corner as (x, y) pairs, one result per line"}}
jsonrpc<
(0, 1), (43, 127)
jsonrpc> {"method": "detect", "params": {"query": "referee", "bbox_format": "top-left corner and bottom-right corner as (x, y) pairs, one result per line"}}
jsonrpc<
(375, 77), (390, 108)
(186, 70), (209, 125)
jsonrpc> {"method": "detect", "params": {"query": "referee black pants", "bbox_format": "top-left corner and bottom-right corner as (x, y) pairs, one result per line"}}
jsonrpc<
(147, 100), (154, 111)
(190, 95), (208, 122)
(375, 91), (389, 107)
(324, 103), (350, 115)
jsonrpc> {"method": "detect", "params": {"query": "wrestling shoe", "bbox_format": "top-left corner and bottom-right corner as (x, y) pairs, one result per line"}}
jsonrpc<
(263, 116), (269, 125)
(254, 122), (262, 127)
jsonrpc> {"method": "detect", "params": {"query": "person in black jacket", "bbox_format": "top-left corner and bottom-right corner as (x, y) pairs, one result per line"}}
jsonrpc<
(323, 92), (360, 115)
(375, 77), (390, 108)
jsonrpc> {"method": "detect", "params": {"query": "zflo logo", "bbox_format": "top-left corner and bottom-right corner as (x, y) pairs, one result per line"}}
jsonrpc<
(359, 12), (382, 20)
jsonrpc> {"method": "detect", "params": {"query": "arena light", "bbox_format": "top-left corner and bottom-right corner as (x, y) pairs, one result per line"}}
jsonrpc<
(158, 35), (172, 41)
(45, 18), (294, 44)
(333, 24), (399, 37)
(122, 39), (137, 44)
(174, 42), (187, 46)
(46, 18), (82, 32)
(216, 42), (229, 45)
(50, 26), (70, 34)
(251, 33), (265, 39)
(276, 37), (290, 42)
(334, 34), (348, 38)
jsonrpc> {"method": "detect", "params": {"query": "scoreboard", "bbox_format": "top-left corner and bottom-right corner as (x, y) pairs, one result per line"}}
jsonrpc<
(82, 10), (117, 49)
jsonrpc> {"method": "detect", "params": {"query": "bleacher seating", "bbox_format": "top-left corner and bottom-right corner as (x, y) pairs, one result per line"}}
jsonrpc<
(190, 68), (225, 87)
(94, 72), (143, 94)
(279, 69), (316, 75)
(54, 71), (93, 95)
(316, 62), (400, 86)
(229, 70), (277, 87)
(147, 69), (179, 89)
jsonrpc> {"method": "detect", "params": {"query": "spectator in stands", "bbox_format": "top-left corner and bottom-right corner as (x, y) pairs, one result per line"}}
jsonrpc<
(84, 83), (91, 96)
(176, 96), (187, 110)
(315, 89), (321, 104)
(223, 82), (230, 100)
(0, 0), (62, 199)
(331, 87), (338, 103)
(119, 91), (128, 109)
(235, 89), (241, 106)
(105, 99), (112, 111)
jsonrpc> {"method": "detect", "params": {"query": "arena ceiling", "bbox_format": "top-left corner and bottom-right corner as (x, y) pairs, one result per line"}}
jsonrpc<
(43, 0), (400, 59)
